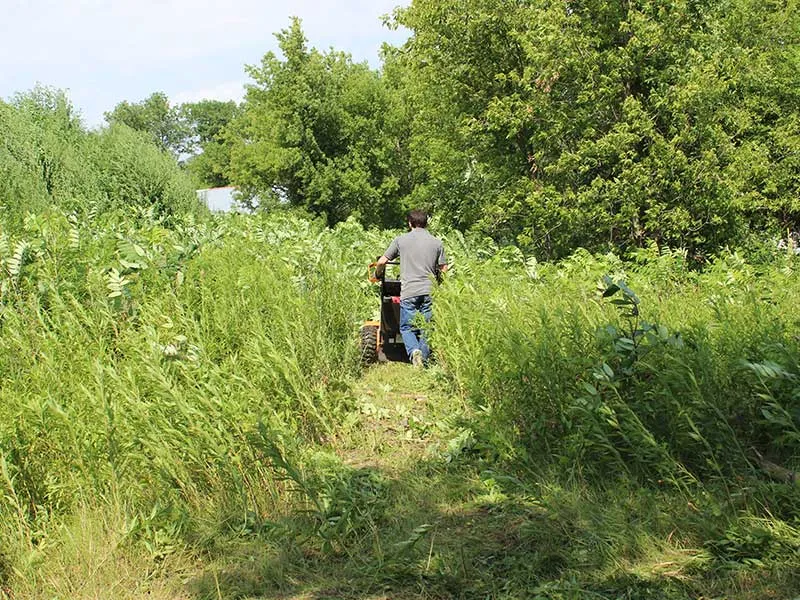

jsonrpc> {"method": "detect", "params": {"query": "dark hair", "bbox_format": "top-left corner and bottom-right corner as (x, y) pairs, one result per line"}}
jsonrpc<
(407, 209), (428, 228)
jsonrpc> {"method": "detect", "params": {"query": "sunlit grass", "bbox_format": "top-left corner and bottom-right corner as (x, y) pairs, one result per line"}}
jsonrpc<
(1, 210), (799, 598)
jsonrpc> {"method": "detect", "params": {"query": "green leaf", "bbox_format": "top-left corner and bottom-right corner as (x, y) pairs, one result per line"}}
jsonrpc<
(582, 382), (599, 396)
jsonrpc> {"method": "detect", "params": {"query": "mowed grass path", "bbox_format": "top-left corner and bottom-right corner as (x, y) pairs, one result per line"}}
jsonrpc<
(188, 362), (494, 600)
(178, 364), (795, 600)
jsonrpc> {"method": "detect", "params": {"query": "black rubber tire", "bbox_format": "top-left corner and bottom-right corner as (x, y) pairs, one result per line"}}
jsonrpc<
(360, 325), (379, 365)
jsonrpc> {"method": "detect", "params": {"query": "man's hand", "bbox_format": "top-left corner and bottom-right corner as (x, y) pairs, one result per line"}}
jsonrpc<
(436, 263), (449, 284)
(375, 255), (389, 279)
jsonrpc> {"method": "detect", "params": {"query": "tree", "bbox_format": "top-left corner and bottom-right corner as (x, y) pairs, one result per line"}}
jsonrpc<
(227, 18), (409, 227)
(180, 100), (240, 149)
(105, 92), (189, 156)
(392, 0), (800, 258)
(180, 100), (241, 188)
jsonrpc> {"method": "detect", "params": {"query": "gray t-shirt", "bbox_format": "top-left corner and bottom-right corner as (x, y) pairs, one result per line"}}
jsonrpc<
(383, 228), (447, 299)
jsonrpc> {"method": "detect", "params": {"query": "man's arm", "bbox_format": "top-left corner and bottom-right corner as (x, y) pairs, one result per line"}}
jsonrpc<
(379, 238), (400, 265)
(437, 242), (448, 272)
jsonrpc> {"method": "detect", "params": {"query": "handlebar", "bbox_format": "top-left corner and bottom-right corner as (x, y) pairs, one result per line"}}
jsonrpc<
(368, 260), (398, 283)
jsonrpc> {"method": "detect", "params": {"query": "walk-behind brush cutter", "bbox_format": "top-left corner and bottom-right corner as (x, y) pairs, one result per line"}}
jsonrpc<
(360, 260), (408, 364)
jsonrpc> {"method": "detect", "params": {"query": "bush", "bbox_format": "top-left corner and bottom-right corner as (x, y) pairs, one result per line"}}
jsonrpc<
(0, 87), (203, 228)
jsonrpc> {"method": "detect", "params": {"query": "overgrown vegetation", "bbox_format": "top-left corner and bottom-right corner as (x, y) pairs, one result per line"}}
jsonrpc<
(0, 87), (202, 226)
(389, 0), (800, 257)
(0, 203), (798, 598)
(2, 1), (800, 597)
(105, 1), (800, 255)
(433, 244), (800, 483)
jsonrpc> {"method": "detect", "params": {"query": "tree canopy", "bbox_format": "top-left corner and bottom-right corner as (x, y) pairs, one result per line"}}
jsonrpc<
(225, 18), (409, 227)
(105, 92), (189, 156)
(12, 2), (800, 258)
(389, 0), (800, 258)
(181, 99), (242, 188)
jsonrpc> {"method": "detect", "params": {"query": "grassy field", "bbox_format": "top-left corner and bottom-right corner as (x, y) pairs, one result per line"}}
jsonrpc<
(1, 209), (799, 599)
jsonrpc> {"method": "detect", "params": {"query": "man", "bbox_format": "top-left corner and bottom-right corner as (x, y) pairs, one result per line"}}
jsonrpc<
(377, 209), (447, 368)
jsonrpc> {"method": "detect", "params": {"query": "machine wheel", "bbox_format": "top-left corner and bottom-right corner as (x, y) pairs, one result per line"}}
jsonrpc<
(360, 325), (379, 365)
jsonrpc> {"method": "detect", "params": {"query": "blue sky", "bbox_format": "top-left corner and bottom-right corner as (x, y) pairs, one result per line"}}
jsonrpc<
(1, 0), (409, 127)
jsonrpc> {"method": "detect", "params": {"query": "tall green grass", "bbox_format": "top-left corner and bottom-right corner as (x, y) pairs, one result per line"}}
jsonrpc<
(433, 243), (800, 486)
(0, 208), (390, 580)
(2, 209), (799, 596)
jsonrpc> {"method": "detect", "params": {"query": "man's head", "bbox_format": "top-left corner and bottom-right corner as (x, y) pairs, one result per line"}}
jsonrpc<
(407, 209), (428, 229)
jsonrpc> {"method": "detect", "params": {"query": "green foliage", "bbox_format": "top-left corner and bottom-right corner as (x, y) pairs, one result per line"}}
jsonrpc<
(104, 94), (243, 188)
(392, 0), (800, 257)
(1, 204), (799, 597)
(0, 208), (383, 543)
(86, 2), (800, 256)
(80, 1), (800, 256)
(432, 244), (800, 484)
(0, 87), (203, 224)
(227, 18), (409, 227)
(0, 87), (91, 221)
(180, 99), (241, 150)
(105, 91), (190, 156)
(87, 123), (202, 218)
(4, 9), (800, 588)
(181, 99), (242, 188)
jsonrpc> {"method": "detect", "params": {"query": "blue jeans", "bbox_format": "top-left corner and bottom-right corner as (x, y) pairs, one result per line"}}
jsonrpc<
(399, 295), (433, 361)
